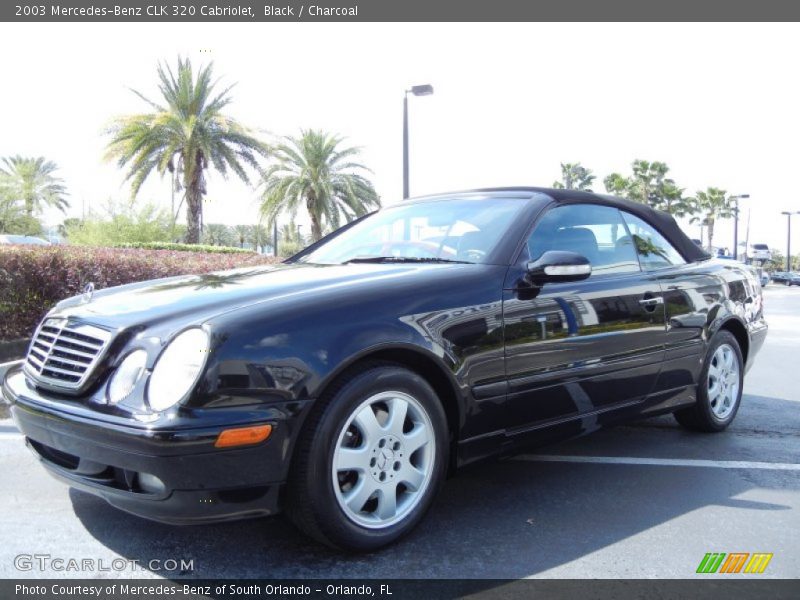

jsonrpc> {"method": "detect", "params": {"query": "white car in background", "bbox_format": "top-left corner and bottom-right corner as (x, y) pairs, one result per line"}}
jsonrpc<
(749, 243), (772, 262)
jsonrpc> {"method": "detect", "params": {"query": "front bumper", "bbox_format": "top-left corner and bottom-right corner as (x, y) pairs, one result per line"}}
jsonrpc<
(3, 367), (298, 525)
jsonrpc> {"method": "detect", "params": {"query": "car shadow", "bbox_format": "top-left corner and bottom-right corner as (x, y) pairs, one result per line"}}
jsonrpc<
(70, 393), (799, 579)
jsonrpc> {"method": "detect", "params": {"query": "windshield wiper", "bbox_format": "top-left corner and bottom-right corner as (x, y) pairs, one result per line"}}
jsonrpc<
(343, 256), (472, 265)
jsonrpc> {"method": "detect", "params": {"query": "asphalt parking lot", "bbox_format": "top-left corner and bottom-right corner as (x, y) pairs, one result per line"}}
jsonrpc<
(0, 285), (798, 580)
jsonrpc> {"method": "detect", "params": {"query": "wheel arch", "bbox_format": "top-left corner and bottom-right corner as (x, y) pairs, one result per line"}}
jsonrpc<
(313, 343), (464, 471)
(712, 316), (750, 365)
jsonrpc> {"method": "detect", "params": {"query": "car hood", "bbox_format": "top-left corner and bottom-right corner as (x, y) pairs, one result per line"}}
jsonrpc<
(49, 262), (471, 330)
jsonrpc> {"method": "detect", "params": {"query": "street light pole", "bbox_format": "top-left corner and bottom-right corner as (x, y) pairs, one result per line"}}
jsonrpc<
(402, 94), (409, 199)
(402, 84), (434, 199)
(731, 194), (749, 261)
(782, 211), (800, 272)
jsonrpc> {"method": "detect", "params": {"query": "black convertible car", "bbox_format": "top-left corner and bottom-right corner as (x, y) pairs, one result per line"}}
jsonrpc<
(3, 188), (767, 550)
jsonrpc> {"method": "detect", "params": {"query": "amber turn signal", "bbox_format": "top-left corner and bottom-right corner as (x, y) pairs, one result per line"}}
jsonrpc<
(214, 424), (272, 448)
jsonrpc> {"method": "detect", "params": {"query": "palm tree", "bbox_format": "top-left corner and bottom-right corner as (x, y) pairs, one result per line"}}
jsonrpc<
(249, 222), (269, 253)
(233, 224), (250, 248)
(105, 57), (267, 243)
(603, 172), (630, 197)
(630, 160), (693, 216)
(278, 223), (307, 257)
(260, 129), (380, 242)
(202, 223), (235, 246)
(0, 190), (25, 233)
(626, 160), (669, 206)
(552, 162), (595, 190)
(692, 187), (734, 252)
(604, 160), (694, 217)
(0, 156), (69, 217)
(659, 180), (694, 217)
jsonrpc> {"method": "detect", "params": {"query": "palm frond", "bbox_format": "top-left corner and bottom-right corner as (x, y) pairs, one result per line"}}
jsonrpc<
(0, 155), (70, 215)
(258, 129), (379, 241)
(103, 57), (267, 243)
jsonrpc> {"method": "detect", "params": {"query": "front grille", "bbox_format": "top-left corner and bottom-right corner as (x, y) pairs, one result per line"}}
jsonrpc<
(24, 318), (113, 391)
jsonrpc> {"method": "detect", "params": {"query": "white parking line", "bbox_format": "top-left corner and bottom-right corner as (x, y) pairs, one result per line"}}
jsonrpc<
(512, 454), (800, 471)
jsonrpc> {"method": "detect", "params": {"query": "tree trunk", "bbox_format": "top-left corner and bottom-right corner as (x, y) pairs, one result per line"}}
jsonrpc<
(185, 188), (202, 244)
(707, 218), (715, 253)
(310, 214), (322, 242)
(307, 194), (322, 242)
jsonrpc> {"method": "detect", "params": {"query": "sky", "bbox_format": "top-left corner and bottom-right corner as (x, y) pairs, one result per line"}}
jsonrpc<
(1, 22), (799, 252)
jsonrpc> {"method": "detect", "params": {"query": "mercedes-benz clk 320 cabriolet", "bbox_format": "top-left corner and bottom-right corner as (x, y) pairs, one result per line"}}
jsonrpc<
(3, 188), (767, 551)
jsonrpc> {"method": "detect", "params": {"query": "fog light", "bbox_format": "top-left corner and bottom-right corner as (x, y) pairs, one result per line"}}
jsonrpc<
(138, 472), (166, 494)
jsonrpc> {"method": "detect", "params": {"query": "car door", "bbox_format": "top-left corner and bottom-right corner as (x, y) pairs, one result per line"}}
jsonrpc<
(500, 202), (667, 433)
(617, 210), (717, 399)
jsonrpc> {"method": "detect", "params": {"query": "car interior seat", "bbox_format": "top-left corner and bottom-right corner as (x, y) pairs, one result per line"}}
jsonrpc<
(551, 227), (599, 264)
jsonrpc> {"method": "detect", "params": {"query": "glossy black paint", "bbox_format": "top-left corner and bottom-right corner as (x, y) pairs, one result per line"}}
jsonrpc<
(2, 188), (767, 524)
(501, 269), (666, 429)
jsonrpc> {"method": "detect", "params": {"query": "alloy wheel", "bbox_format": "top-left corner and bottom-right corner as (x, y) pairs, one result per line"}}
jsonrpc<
(331, 391), (435, 529)
(707, 342), (740, 420)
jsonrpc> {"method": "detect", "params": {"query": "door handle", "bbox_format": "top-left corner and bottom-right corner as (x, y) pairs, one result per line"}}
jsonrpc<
(639, 296), (664, 307)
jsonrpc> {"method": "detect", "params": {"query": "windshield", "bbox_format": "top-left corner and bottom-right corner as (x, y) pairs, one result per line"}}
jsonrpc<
(297, 197), (527, 265)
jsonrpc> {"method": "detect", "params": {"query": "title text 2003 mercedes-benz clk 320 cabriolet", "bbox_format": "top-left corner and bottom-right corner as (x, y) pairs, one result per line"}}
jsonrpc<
(3, 188), (767, 550)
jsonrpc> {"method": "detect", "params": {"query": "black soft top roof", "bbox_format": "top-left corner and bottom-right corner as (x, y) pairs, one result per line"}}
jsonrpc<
(458, 187), (711, 263)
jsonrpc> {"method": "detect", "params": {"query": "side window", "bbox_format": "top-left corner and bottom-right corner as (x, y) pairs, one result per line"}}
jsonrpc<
(527, 204), (640, 276)
(620, 212), (686, 270)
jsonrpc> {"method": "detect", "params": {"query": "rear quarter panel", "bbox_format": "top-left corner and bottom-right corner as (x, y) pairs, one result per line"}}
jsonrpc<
(643, 259), (764, 414)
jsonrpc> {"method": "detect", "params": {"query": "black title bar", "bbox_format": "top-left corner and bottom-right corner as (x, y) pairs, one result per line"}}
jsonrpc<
(4, 0), (800, 22)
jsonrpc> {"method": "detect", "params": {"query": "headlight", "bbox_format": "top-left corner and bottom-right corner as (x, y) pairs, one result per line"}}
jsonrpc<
(148, 328), (210, 412)
(107, 350), (148, 405)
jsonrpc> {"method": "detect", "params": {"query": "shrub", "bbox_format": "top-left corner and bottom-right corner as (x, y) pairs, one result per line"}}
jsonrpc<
(0, 245), (281, 341)
(64, 200), (183, 245)
(113, 242), (256, 254)
(278, 223), (308, 257)
(1, 187), (43, 235)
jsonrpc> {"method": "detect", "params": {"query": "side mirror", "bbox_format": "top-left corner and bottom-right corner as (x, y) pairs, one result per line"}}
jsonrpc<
(526, 251), (591, 285)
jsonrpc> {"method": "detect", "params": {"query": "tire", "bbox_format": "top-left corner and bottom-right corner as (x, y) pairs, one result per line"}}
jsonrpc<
(674, 330), (743, 432)
(286, 362), (448, 551)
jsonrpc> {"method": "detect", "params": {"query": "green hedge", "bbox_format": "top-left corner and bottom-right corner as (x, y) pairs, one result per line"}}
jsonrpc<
(113, 241), (257, 254)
